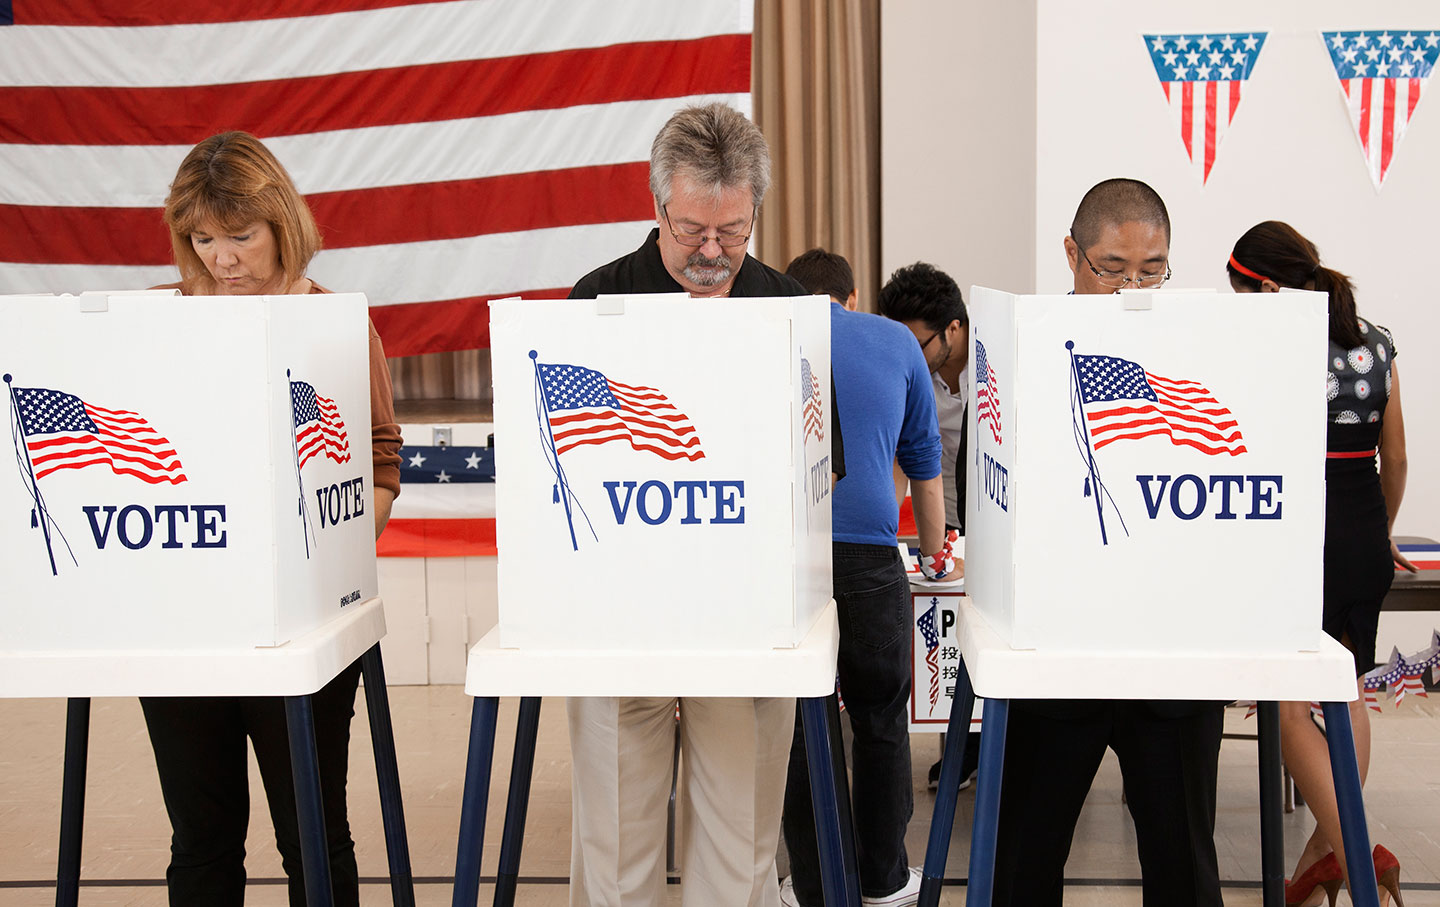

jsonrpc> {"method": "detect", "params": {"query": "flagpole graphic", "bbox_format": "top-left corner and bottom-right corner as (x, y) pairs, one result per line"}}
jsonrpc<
(1066, 342), (1111, 545)
(287, 369), (316, 558)
(7, 373), (59, 575)
(531, 350), (582, 551)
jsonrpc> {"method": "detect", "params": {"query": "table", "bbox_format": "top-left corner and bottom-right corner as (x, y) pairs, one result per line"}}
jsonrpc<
(920, 597), (1371, 907)
(0, 598), (415, 907)
(450, 600), (862, 906)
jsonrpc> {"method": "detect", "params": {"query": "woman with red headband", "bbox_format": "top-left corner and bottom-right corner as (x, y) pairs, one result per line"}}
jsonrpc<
(1228, 221), (1413, 907)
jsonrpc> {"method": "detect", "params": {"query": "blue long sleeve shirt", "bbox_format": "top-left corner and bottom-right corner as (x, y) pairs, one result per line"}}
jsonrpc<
(830, 302), (943, 545)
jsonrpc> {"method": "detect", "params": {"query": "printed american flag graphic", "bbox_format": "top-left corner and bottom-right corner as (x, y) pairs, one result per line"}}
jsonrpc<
(0, 1), (753, 357)
(1074, 354), (1247, 456)
(292, 380), (351, 469)
(917, 598), (941, 715)
(537, 362), (703, 461)
(1321, 30), (1440, 189)
(1144, 33), (1267, 184)
(12, 385), (186, 484)
(974, 339), (1002, 444)
(800, 356), (823, 444)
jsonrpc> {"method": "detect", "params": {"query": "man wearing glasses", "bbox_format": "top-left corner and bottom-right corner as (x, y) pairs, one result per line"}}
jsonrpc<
(565, 103), (844, 907)
(991, 178), (1225, 907)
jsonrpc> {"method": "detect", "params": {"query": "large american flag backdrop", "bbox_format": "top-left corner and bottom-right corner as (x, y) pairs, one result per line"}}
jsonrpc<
(1144, 32), (1267, 185)
(0, 1), (754, 357)
(1321, 30), (1440, 190)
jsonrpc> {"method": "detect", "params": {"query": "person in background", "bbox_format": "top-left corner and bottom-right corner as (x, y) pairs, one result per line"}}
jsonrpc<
(1229, 220), (1412, 907)
(992, 178), (1225, 907)
(779, 247), (957, 907)
(140, 131), (402, 906)
(877, 262), (976, 791)
(565, 103), (845, 907)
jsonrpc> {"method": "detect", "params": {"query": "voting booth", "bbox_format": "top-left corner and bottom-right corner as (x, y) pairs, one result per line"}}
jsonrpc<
(964, 287), (1328, 654)
(1, 292), (378, 653)
(489, 295), (833, 651)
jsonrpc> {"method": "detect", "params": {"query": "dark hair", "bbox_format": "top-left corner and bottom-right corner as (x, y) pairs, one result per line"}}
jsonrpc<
(1070, 178), (1171, 250)
(877, 261), (967, 332)
(785, 248), (855, 302)
(1227, 221), (1363, 349)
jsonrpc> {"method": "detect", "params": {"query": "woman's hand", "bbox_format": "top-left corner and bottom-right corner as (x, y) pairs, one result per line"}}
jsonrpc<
(1392, 538), (1419, 573)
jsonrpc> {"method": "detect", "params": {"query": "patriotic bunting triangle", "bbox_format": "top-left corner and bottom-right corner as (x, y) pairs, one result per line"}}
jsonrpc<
(1321, 30), (1440, 189)
(1144, 33), (1268, 184)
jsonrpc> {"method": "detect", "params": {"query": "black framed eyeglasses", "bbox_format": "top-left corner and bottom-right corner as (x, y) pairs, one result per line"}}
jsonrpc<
(662, 205), (755, 248)
(917, 327), (944, 350)
(1073, 232), (1172, 289)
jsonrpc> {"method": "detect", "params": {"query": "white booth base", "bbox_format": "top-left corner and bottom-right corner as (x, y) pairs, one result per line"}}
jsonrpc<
(464, 600), (840, 698)
(0, 597), (386, 699)
(958, 596), (1358, 703)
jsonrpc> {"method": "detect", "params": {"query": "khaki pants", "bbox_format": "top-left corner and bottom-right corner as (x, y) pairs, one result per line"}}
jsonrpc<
(567, 696), (795, 907)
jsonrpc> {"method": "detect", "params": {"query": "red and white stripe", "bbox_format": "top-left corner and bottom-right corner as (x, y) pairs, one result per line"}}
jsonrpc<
(0, 0), (753, 356)
(28, 403), (187, 485)
(802, 371), (824, 442)
(1088, 372), (1247, 456)
(551, 379), (704, 461)
(1339, 76), (1424, 188)
(976, 364), (1001, 444)
(296, 392), (350, 469)
(1161, 79), (1244, 184)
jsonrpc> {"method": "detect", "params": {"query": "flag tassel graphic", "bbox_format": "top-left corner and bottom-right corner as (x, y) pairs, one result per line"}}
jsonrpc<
(8, 373), (59, 575)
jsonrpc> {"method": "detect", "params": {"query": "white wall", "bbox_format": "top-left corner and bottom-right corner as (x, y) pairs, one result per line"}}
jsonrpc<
(885, 0), (1440, 536)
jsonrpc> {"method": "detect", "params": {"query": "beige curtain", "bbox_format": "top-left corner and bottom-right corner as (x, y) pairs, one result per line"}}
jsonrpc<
(391, 3), (882, 409)
(753, 0), (882, 310)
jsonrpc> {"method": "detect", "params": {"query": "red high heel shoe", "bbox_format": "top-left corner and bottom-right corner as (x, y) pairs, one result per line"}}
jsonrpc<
(1373, 844), (1404, 906)
(1285, 852), (1342, 907)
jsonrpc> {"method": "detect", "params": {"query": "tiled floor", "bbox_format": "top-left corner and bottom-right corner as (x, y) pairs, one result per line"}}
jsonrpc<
(4, 689), (1439, 905)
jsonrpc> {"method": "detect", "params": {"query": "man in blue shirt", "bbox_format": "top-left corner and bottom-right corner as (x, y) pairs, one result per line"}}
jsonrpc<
(778, 248), (958, 907)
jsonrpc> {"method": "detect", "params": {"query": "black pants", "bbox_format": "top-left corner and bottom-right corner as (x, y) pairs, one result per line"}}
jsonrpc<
(140, 658), (364, 907)
(992, 700), (1225, 907)
(783, 542), (914, 905)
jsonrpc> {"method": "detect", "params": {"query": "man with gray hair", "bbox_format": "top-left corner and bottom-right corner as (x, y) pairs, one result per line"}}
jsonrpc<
(566, 103), (845, 907)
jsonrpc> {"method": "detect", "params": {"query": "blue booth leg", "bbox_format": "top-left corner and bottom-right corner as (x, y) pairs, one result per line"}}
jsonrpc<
(964, 699), (1009, 907)
(918, 658), (978, 907)
(1321, 701), (1380, 907)
(361, 644), (417, 907)
(800, 695), (860, 907)
(1256, 702), (1285, 907)
(493, 697), (542, 907)
(453, 697), (501, 907)
(285, 694), (336, 907)
(56, 697), (90, 907)
(824, 693), (862, 894)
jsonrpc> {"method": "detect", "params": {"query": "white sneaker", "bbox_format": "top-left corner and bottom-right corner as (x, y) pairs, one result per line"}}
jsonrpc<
(862, 867), (924, 906)
(779, 875), (801, 907)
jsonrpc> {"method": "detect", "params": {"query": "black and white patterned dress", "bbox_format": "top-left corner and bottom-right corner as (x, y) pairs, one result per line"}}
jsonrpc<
(1324, 317), (1396, 674)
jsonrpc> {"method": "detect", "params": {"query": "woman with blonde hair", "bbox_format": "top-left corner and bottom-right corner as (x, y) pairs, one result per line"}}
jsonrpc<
(140, 131), (402, 906)
(1228, 220), (1412, 907)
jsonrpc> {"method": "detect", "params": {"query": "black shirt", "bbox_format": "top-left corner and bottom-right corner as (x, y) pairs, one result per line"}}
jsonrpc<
(569, 228), (845, 480)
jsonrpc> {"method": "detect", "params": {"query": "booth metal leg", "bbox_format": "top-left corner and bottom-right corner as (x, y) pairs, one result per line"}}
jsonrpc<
(1256, 702), (1285, 907)
(800, 695), (859, 907)
(919, 659), (977, 907)
(1321, 702), (1380, 907)
(824, 693), (862, 894)
(285, 694), (336, 907)
(493, 697), (542, 907)
(453, 697), (500, 907)
(964, 699), (1009, 907)
(56, 697), (90, 907)
(361, 644), (417, 907)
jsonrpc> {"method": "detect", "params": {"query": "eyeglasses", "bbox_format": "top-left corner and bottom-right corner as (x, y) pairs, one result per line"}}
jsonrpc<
(1074, 235), (1172, 289)
(917, 327), (944, 350)
(662, 205), (756, 248)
